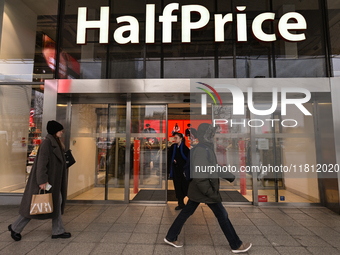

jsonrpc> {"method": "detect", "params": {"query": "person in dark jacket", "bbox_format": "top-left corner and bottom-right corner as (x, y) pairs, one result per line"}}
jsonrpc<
(168, 132), (190, 210)
(8, 120), (71, 241)
(164, 123), (252, 253)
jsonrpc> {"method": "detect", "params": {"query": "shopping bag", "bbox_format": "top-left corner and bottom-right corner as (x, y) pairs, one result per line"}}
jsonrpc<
(65, 149), (76, 168)
(30, 189), (53, 215)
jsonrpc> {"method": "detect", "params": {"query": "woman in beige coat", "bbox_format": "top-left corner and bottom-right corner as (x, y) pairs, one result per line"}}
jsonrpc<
(8, 120), (71, 241)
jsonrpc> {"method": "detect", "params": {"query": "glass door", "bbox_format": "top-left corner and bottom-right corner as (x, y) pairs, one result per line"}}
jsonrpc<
(212, 105), (253, 203)
(129, 105), (167, 202)
(67, 103), (126, 201)
(254, 103), (320, 203)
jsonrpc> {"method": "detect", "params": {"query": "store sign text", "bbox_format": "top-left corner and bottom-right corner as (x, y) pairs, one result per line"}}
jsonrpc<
(76, 4), (307, 45)
(201, 85), (311, 116)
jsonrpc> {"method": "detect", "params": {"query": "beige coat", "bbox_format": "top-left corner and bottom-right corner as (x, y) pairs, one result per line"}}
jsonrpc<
(19, 134), (68, 219)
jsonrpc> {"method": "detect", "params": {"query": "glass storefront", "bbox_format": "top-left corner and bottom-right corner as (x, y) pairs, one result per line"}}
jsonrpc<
(0, 0), (340, 212)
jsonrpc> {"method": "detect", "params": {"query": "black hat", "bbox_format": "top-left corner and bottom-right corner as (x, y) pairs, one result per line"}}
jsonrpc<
(47, 120), (64, 135)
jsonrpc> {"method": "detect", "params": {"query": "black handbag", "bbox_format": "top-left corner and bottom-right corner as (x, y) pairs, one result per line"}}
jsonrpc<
(65, 149), (76, 168)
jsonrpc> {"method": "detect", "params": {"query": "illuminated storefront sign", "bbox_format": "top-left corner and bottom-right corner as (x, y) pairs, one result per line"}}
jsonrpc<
(76, 4), (307, 45)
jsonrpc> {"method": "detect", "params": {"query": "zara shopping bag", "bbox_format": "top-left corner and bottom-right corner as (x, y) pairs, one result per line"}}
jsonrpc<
(30, 189), (53, 215)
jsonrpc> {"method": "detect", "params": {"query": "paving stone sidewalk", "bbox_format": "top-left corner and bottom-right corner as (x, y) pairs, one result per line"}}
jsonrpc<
(0, 203), (340, 254)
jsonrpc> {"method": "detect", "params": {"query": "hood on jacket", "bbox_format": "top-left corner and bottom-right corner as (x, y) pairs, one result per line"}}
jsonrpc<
(197, 123), (217, 150)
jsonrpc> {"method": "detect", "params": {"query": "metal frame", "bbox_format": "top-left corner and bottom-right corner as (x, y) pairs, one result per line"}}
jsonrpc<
(330, 78), (340, 212)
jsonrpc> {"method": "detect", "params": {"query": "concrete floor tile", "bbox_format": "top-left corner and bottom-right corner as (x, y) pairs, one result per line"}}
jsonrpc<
(238, 234), (271, 246)
(184, 245), (216, 255)
(234, 225), (262, 235)
(281, 226), (314, 236)
(250, 218), (277, 226)
(0, 241), (11, 250)
(208, 224), (224, 235)
(185, 234), (213, 245)
(91, 243), (126, 254)
(211, 234), (230, 246)
(274, 219), (300, 227)
(116, 216), (141, 224)
(142, 207), (164, 217)
(73, 231), (106, 243)
(184, 224), (209, 234)
(247, 245), (280, 255)
(275, 247), (310, 255)
(245, 212), (271, 219)
(153, 244), (185, 255)
(214, 245), (235, 255)
(158, 224), (171, 234)
(161, 217), (176, 225)
(297, 219), (326, 227)
(65, 222), (91, 232)
(0, 241), (40, 255)
(185, 217), (207, 225)
(109, 223), (136, 233)
(91, 216), (118, 224)
(122, 244), (154, 255)
(288, 214), (315, 220)
(84, 222), (113, 232)
(138, 216), (162, 224)
(307, 246), (340, 255)
(257, 225), (287, 235)
(280, 208), (304, 214)
(240, 207), (262, 213)
(43, 231), (81, 243)
(294, 235), (330, 247)
(20, 230), (50, 241)
(128, 233), (157, 244)
(58, 242), (96, 255)
(266, 234), (301, 247)
(100, 232), (131, 243)
(230, 218), (254, 226)
(134, 223), (159, 234)
(26, 241), (68, 255)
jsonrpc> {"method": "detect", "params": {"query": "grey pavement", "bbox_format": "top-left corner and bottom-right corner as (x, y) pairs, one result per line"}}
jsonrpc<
(1, 203), (340, 254)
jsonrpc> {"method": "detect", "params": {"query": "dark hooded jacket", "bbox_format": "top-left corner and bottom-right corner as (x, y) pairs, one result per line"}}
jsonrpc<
(187, 123), (222, 204)
(19, 134), (68, 219)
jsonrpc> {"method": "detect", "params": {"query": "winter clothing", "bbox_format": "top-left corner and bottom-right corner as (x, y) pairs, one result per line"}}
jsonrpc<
(47, 120), (64, 135)
(165, 123), (246, 252)
(18, 134), (68, 219)
(168, 142), (190, 206)
(188, 123), (221, 204)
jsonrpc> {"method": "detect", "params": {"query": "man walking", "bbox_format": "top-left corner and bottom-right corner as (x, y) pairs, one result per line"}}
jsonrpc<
(164, 123), (252, 253)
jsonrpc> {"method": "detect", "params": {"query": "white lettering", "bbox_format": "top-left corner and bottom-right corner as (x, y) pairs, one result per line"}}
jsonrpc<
(76, 5), (307, 45)
(77, 7), (110, 44)
(247, 87), (278, 115)
(182, 5), (210, 43)
(236, 6), (247, 42)
(159, 3), (179, 43)
(281, 88), (311, 115)
(278, 12), (307, 42)
(146, 4), (156, 43)
(252, 13), (276, 42)
(114, 16), (140, 44)
(214, 13), (233, 42)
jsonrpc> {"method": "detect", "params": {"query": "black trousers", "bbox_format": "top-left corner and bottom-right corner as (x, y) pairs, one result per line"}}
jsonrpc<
(173, 167), (189, 205)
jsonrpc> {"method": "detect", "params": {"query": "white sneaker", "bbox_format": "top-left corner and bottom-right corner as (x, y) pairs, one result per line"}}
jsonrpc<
(232, 243), (252, 253)
(164, 238), (183, 248)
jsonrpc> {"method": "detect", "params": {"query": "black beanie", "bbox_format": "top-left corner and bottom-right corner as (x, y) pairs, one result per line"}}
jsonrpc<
(47, 120), (64, 135)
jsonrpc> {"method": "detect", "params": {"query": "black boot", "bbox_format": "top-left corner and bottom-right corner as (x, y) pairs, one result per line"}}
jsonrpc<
(8, 225), (21, 241)
(175, 200), (185, 210)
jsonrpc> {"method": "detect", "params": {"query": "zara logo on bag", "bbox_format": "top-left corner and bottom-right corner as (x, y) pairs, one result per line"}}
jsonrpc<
(30, 202), (53, 215)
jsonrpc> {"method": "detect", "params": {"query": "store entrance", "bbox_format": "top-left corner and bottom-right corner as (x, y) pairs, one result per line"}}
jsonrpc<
(65, 102), (167, 203)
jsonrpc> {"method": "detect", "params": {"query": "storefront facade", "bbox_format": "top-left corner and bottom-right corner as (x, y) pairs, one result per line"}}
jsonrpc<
(0, 0), (340, 213)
